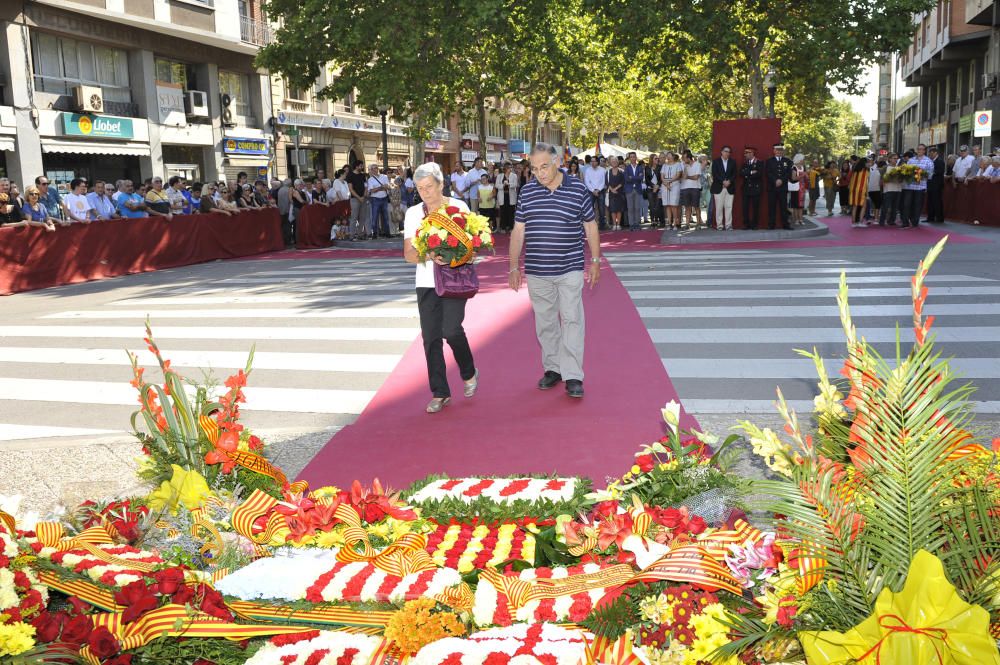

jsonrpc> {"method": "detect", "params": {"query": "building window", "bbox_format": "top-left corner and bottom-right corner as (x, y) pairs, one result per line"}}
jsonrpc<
(341, 91), (354, 113)
(31, 32), (131, 103)
(437, 113), (449, 130)
(284, 79), (307, 101)
(487, 112), (502, 139)
(510, 124), (525, 141)
(461, 113), (476, 135)
(219, 70), (253, 120)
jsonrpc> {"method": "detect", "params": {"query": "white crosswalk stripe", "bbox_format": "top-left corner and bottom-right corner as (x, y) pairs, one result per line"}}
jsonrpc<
(0, 258), (420, 445)
(610, 250), (1000, 416)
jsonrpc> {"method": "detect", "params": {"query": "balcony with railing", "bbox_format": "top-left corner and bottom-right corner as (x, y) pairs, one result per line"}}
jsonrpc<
(239, 16), (273, 46)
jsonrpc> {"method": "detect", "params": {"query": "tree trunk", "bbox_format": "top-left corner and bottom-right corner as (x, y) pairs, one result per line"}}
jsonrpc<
(529, 107), (540, 150)
(749, 65), (766, 119)
(476, 95), (488, 161)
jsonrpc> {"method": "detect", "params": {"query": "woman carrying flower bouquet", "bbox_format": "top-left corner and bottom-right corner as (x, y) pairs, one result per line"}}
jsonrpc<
(848, 157), (869, 228)
(403, 162), (480, 414)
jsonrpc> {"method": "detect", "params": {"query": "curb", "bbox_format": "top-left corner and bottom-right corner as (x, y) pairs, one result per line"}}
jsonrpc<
(659, 219), (830, 244)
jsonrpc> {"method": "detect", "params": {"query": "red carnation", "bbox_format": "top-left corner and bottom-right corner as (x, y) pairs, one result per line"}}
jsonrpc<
(593, 501), (618, 519)
(248, 435), (264, 451)
(446, 235), (459, 247)
(193, 660), (217, 665)
(688, 515), (707, 535)
(61, 614), (94, 646)
(337, 647), (360, 665)
(427, 234), (442, 248)
(484, 653), (511, 665)
(86, 626), (120, 660)
(635, 454), (655, 472)
(445, 206), (460, 215)
(472, 236), (482, 248)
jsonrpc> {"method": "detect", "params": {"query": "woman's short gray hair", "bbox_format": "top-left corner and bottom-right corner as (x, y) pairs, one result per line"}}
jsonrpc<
(413, 162), (443, 184)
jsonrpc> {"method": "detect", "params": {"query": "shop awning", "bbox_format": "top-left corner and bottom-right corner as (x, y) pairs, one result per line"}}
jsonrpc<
(0, 137), (14, 152)
(40, 140), (151, 156)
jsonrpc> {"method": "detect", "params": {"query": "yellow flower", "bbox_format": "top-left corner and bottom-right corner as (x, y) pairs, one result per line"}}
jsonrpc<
(313, 530), (346, 549)
(147, 464), (212, 515)
(0, 622), (36, 657)
(639, 594), (671, 622)
(311, 486), (341, 499)
(369, 522), (391, 539)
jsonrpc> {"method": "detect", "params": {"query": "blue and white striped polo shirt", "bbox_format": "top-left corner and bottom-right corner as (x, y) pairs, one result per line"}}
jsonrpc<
(515, 175), (595, 277)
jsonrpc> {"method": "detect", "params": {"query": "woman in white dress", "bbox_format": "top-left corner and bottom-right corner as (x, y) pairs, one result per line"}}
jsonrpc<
(659, 151), (683, 230)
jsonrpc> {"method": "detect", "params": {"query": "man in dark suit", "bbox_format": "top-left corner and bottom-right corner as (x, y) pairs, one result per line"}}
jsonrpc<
(765, 143), (793, 229)
(923, 146), (946, 224)
(740, 146), (763, 230)
(710, 145), (737, 230)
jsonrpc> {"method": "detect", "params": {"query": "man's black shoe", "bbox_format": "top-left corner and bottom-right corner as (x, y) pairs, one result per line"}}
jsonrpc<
(565, 379), (584, 398)
(537, 371), (562, 390)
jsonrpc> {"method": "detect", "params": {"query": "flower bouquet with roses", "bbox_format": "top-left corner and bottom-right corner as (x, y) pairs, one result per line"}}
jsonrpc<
(411, 205), (493, 267)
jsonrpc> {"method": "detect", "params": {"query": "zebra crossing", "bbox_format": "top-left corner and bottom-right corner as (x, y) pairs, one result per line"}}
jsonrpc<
(608, 249), (1000, 416)
(0, 258), (421, 443)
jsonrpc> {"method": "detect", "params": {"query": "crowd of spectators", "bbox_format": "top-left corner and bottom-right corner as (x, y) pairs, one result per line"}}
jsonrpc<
(0, 171), (287, 235)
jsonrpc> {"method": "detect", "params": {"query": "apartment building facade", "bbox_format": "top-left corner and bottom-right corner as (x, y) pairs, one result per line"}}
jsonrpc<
(0, 0), (272, 190)
(896, 0), (999, 152)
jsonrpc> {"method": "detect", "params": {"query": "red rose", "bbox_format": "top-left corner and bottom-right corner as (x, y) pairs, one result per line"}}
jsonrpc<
(152, 568), (185, 596)
(121, 594), (160, 624)
(192, 659), (216, 665)
(113, 580), (151, 607)
(659, 507), (684, 529)
(472, 236), (482, 248)
(635, 454), (655, 472)
(592, 501), (618, 519)
(446, 235), (459, 247)
(32, 611), (65, 643)
(427, 234), (442, 248)
(198, 588), (234, 621)
(171, 585), (195, 605)
(445, 206), (460, 215)
(87, 626), (121, 660)
(104, 655), (134, 665)
(61, 614), (94, 646)
(687, 515), (707, 535)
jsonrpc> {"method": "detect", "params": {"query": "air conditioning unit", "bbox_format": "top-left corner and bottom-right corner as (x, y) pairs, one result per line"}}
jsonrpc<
(184, 90), (209, 117)
(220, 93), (236, 127)
(982, 73), (998, 93)
(72, 85), (104, 113)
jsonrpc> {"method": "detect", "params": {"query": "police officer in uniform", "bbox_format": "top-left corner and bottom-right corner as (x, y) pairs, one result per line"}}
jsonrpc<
(740, 146), (763, 230)
(765, 143), (794, 230)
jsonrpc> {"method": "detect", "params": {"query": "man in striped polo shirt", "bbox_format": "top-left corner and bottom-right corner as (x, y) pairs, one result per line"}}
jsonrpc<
(509, 143), (601, 398)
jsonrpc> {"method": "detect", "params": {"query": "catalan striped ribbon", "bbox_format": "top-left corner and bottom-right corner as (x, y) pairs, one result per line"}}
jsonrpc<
(795, 547), (827, 595)
(427, 210), (474, 267)
(566, 530), (599, 557)
(198, 414), (220, 444)
(629, 543), (742, 595)
(35, 522), (161, 573)
(698, 519), (767, 559)
(37, 570), (120, 612)
(231, 488), (288, 555)
(0, 509), (15, 534)
(434, 581), (475, 612)
(189, 506), (224, 560)
(369, 638), (410, 665)
(333, 504), (436, 578)
(589, 631), (641, 665)
(227, 599), (396, 628)
(78, 604), (320, 665)
(479, 564), (635, 612)
(199, 414), (291, 487)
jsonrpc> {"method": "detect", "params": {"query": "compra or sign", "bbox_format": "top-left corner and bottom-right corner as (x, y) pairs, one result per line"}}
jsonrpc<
(958, 113), (973, 133)
(62, 113), (134, 139)
(974, 110), (993, 138)
(223, 137), (269, 155)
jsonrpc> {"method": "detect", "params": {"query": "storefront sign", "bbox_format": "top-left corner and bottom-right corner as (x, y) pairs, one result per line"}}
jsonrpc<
(958, 113), (973, 133)
(461, 150), (478, 163)
(156, 81), (186, 127)
(276, 109), (328, 128)
(61, 113), (134, 139)
(424, 140), (443, 150)
(223, 137), (270, 155)
(257, 166), (269, 178)
(974, 110), (992, 138)
(509, 139), (529, 153)
(918, 128), (932, 146)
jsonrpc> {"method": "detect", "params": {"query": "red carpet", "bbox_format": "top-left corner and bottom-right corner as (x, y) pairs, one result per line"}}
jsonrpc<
(297, 257), (695, 490)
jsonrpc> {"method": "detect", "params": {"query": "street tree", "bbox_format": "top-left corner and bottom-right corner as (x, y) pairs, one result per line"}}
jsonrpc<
(588, 0), (934, 119)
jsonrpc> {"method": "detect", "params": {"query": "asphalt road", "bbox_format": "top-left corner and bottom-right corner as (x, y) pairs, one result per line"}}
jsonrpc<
(2, 221), (997, 515)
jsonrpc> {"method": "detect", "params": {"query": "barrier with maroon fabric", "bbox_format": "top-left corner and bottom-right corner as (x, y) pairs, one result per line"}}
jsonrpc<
(710, 118), (782, 229)
(0, 209), (282, 295)
(295, 204), (337, 249)
(942, 180), (1000, 226)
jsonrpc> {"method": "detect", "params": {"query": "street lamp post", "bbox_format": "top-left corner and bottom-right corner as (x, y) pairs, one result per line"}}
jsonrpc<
(765, 66), (777, 119)
(376, 103), (390, 174)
